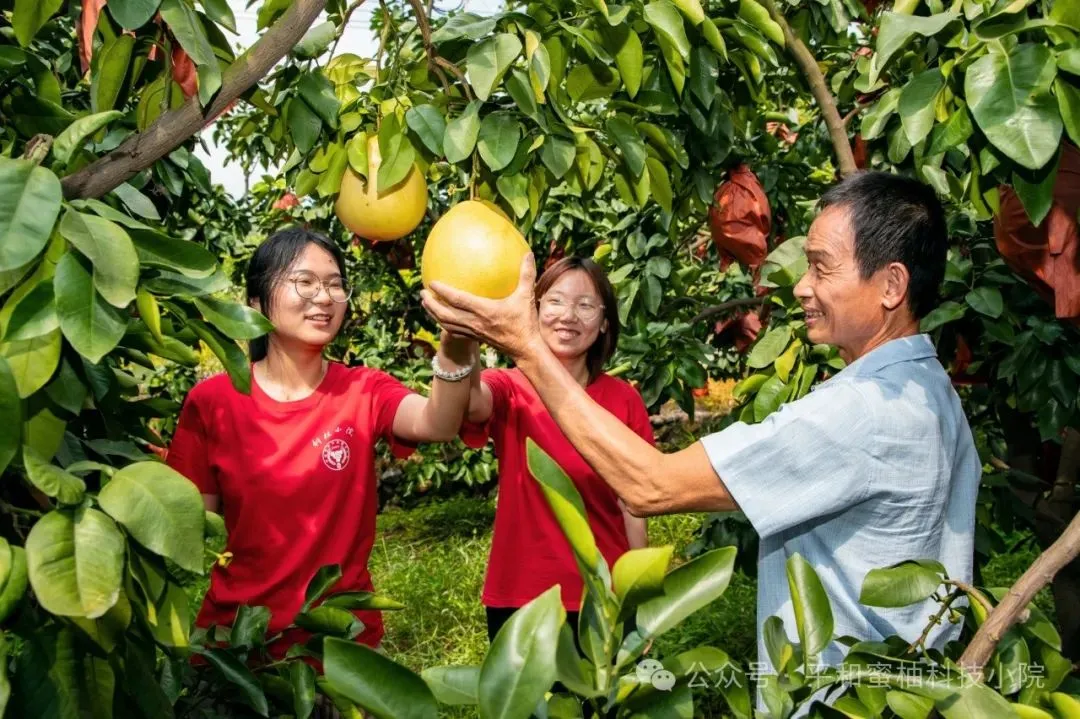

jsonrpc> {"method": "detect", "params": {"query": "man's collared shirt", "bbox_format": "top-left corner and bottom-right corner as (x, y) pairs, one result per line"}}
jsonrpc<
(701, 334), (981, 674)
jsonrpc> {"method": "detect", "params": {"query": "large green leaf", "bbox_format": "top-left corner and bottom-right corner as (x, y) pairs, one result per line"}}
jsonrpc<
(144, 268), (229, 297)
(303, 563), (343, 610)
(747, 325), (792, 369)
(646, 157), (673, 214)
(936, 682), (1018, 719)
(194, 296), (273, 341)
(965, 286), (1005, 318)
(405, 105), (446, 156)
(160, 0), (215, 68)
(53, 111), (124, 165)
(293, 20), (335, 58)
(187, 318), (251, 393)
(54, 253), (127, 363)
(230, 605), (271, 649)
(421, 666), (480, 705)
(0, 159), (62, 272)
(859, 560), (944, 608)
(927, 107), (974, 156)
(786, 553), (834, 660)
(479, 586), (564, 719)
(298, 71), (340, 128)
(899, 69), (944, 146)
(0, 358), (20, 474)
(870, 12), (959, 85)
(634, 547), (737, 643)
(112, 183), (161, 220)
(97, 462), (205, 573)
(128, 228), (217, 278)
(608, 26), (644, 99)
(444, 101), (482, 164)
(13, 0), (63, 46)
(289, 99), (323, 156)
(290, 661), (316, 719)
(965, 44), (1062, 171)
(59, 210), (140, 308)
(644, 1), (691, 61)
(477, 114), (522, 172)
(25, 508), (124, 618)
(3, 281), (57, 341)
(198, 648), (269, 716)
(1057, 78), (1080, 146)
(526, 439), (600, 570)
(540, 135), (576, 179)
(107, 0), (161, 29)
(612, 546), (673, 620)
(606, 116), (647, 178)
(920, 300), (966, 332)
(147, 580), (191, 648)
(0, 329), (61, 398)
(22, 445), (86, 505)
(431, 13), (497, 44)
(324, 637), (439, 719)
(199, 0), (236, 32)
(467, 34), (522, 102)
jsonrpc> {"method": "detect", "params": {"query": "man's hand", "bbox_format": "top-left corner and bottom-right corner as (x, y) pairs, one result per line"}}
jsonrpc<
(420, 253), (544, 360)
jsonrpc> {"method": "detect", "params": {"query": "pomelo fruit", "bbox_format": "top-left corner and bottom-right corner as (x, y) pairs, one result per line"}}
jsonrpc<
(421, 200), (530, 299)
(334, 135), (427, 242)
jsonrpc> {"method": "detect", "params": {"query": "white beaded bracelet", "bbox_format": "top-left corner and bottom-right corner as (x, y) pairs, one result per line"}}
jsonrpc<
(432, 354), (474, 382)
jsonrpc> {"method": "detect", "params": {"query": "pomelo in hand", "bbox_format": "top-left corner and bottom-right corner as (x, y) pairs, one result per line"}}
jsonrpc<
(421, 200), (530, 299)
(334, 135), (427, 242)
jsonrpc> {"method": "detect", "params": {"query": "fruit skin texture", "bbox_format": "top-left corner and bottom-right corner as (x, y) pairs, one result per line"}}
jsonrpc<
(1013, 703), (1056, 719)
(421, 201), (531, 300)
(1051, 693), (1080, 719)
(334, 136), (428, 242)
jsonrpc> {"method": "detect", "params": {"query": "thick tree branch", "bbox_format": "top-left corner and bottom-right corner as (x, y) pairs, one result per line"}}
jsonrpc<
(61, 0), (329, 200)
(959, 430), (1080, 681)
(692, 296), (768, 324)
(760, 0), (857, 177)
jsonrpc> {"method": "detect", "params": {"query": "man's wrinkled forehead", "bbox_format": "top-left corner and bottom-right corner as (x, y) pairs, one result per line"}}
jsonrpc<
(806, 205), (855, 260)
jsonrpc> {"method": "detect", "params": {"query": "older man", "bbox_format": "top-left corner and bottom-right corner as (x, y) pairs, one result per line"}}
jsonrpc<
(422, 172), (980, 675)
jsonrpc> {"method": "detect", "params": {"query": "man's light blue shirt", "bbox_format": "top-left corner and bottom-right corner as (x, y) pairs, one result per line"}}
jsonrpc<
(700, 334), (981, 673)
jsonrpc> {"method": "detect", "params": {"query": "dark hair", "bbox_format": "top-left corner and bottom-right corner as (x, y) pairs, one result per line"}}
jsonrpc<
(535, 257), (619, 382)
(246, 226), (347, 362)
(817, 171), (947, 318)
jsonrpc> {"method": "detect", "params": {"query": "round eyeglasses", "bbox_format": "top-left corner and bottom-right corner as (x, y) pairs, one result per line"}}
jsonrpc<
(289, 273), (353, 303)
(539, 296), (604, 322)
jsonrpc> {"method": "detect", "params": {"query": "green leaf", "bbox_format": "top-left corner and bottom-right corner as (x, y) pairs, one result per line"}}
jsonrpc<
(642, 273), (663, 314)
(539, 135), (575, 179)
(431, 13), (496, 44)
(871, 12), (959, 85)
(633, 547), (737, 645)
(294, 605), (364, 637)
(645, 157), (673, 214)
(147, 580), (191, 648)
(23, 445), (86, 505)
(159, 0), (217, 94)
(606, 116), (647, 177)
(1012, 152), (1061, 227)
(293, 21), (335, 58)
(479, 586), (564, 719)
(288, 99), (323, 155)
(747, 325), (792, 369)
(505, 70), (538, 120)
(194, 296), (273, 341)
(322, 591), (406, 611)
(861, 88), (901, 141)
(644, 1), (691, 61)
(612, 546), (673, 619)
(106, 0), (161, 29)
(199, 648), (269, 716)
(91, 35), (135, 113)
(467, 34), (522, 102)
(54, 253), (127, 364)
(405, 105), (446, 156)
(4, 281), (57, 341)
(527, 440), (600, 570)
(920, 301), (966, 332)
(936, 682), (1017, 719)
(199, 0), (236, 32)
(112, 182), (161, 220)
(611, 27), (644, 99)
(1058, 78), (1080, 146)
(0, 159), (62, 273)
(496, 174), (529, 219)
(187, 318), (251, 393)
(97, 462), (205, 573)
(899, 69), (945, 146)
(927, 107), (974, 156)
(0, 329), (61, 398)
(230, 605), (271, 649)
(304, 564), (343, 610)
(738, 0), (784, 46)
(477, 114), (522, 172)
(13, 0), (63, 46)
(786, 553), (834, 659)
(753, 375), (788, 421)
(656, 35), (687, 94)
(26, 508), (124, 618)
(860, 560), (944, 607)
(965, 287), (1004, 318)
(444, 101), (482, 164)
(324, 637), (439, 719)
(59, 210), (140, 308)
(0, 358), (19, 475)
(965, 43), (1062, 171)
(290, 662), (316, 719)
(689, 46), (719, 109)
(129, 229), (218, 278)
(886, 691), (934, 719)
(298, 72), (340, 129)
(421, 666), (480, 705)
(53, 111), (124, 165)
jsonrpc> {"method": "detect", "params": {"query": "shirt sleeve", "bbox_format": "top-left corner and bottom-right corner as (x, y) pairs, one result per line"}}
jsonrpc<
(369, 369), (419, 459)
(699, 380), (876, 538)
(459, 369), (512, 449)
(167, 389), (216, 495)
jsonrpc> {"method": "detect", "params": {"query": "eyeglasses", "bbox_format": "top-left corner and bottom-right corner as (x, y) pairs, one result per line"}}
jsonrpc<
(289, 272), (353, 303)
(539, 296), (604, 322)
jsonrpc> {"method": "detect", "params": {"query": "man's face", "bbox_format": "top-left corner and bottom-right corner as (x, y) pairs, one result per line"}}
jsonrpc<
(794, 206), (889, 361)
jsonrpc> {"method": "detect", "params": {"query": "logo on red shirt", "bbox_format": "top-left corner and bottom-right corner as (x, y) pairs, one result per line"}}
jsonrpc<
(321, 439), (350, 470)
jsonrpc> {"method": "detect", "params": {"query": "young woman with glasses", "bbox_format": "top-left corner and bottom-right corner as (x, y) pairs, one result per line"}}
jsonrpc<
(167, 227), (476, 657)
(459, 257), (655, 643)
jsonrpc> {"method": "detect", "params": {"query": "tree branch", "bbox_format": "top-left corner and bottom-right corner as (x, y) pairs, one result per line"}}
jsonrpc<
(760, 0), (857, 177)
(406, 0), (473, 100)
(61, 0), (329, 200)
(692, 296), (768, 324)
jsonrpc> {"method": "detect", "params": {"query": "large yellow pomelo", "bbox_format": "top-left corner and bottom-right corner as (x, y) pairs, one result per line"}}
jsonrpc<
(421, 200), (530, 299)
(334, 135), (427, 242)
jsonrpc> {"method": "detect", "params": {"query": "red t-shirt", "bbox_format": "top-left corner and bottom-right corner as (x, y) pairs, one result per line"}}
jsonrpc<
(461, 369), (655, 611)
(166, 363), (415, 654)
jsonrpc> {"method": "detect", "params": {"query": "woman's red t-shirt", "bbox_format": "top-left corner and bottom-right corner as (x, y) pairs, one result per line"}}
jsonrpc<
(461, 368), (655, 611)
(166, 362), (415, 654)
